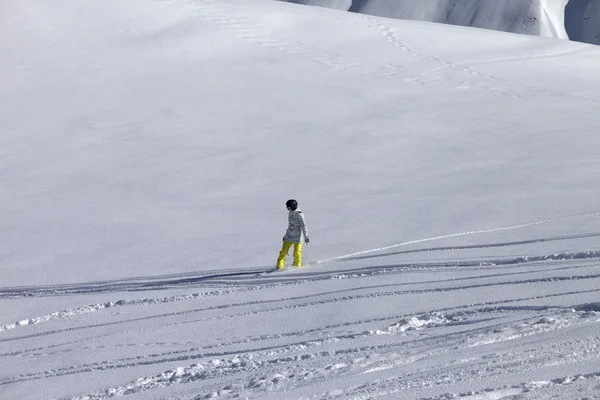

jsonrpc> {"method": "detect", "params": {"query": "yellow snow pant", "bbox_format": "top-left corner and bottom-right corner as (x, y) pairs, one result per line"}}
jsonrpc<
(277, 241), (303, 269)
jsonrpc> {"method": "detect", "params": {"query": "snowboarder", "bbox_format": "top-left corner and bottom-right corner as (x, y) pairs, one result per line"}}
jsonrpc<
(276, 199), (309, 269)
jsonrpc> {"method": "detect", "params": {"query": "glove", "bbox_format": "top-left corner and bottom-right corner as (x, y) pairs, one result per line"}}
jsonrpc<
(305, 237), (310, 244)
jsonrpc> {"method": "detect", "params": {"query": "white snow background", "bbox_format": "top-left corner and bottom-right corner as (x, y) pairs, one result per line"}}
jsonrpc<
(2, 0), (600, 399)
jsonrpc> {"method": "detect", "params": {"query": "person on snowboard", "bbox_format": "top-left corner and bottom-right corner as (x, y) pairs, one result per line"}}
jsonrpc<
(277, 199), (309, 269)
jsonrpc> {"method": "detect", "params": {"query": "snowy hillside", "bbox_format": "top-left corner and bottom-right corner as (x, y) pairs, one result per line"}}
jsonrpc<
(283, 0), (600, 44)
(285, 0), (351, 10)
(2, 0), (600, 399)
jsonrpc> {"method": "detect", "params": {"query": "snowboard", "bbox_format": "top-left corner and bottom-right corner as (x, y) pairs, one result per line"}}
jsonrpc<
(273, 262), (315, 272)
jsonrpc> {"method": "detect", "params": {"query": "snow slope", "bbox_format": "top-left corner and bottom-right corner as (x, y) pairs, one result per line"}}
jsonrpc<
(353, 0), (568, 38)
(284, 0), (351, 10)
(283, 0), (600, 44)
(2, 0), (600, 398)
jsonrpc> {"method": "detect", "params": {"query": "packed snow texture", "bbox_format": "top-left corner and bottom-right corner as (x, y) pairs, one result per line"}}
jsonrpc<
(282, 0), (600, 44)
(3, 0), (600, 399)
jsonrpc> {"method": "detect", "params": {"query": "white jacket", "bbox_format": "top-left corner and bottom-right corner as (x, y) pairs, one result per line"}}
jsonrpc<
(283, 209), (309, 244)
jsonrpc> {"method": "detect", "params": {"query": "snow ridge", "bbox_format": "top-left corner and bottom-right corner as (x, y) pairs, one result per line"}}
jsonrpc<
(281, 0), (600, 44)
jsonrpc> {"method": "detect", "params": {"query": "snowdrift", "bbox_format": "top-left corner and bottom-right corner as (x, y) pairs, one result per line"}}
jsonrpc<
(283, 0), (600, 44)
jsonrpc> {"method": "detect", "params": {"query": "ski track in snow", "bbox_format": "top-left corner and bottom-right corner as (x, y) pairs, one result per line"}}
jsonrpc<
(191, 0), (410, 79)
(2, 207), (600, 399)
(193, 0), (600, 106)
(364, 16), (600, 105)
(3, 211), (600, 300)
(320, 211), (600, 262)
(32, 305), (600, 400)
(3, 251), (600, 398)
(2, 249), (600, 336)
(3, 251), (600, 396)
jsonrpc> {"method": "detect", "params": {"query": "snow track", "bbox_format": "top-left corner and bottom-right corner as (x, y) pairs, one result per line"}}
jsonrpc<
(3, 214), (600, 399)
(3, 249), (600, 335)
(3, 232), (600, 398)
(195, 0), (600, 105)
(21, 302), (600, 400)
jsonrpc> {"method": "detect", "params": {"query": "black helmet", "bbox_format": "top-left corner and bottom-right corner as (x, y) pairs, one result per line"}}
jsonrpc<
(286, 199), (298, 210)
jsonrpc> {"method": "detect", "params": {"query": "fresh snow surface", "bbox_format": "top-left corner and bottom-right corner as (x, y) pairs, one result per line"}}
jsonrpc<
(2, 0), (600, 399)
